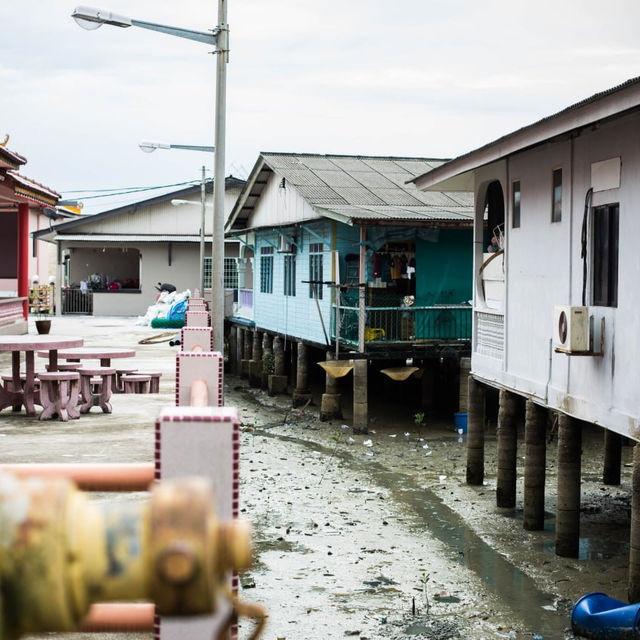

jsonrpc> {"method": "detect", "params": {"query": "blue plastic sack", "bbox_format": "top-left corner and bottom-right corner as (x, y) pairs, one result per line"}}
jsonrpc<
(166, 298), (187, 321)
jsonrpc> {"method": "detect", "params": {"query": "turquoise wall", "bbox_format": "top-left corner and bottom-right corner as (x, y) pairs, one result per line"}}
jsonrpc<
(415, 229), (473, 306)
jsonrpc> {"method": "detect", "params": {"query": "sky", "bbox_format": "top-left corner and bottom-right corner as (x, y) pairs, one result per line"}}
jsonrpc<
(2, 0), (640, 214)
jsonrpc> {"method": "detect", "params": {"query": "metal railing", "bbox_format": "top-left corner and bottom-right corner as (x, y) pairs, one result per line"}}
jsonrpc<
(334, 304), (471, 346)
(61, 288), (93, 315)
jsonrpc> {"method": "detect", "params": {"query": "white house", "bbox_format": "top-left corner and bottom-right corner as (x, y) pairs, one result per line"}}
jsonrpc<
(413, 76), (640, 584)
(33, 177), (244, 316)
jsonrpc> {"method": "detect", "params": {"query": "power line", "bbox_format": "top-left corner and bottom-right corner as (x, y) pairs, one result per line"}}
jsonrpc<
(61, 178), (203, 196)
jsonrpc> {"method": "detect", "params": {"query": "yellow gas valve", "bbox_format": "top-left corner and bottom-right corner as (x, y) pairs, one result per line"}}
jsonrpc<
(0, 472), (265, 640)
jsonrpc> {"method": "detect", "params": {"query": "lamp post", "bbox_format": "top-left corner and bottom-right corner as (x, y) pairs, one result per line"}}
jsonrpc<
(139, 141), (214, 296)
(72, 4), (229, 354)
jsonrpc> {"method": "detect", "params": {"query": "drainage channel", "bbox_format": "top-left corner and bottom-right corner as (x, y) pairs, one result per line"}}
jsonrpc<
(255, 428), (568, 639)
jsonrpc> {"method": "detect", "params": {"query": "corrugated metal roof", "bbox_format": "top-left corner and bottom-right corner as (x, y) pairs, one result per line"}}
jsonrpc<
(52, 234), (204, 242)
(226, 152), (472, 231)
(315, 204), (472, 223)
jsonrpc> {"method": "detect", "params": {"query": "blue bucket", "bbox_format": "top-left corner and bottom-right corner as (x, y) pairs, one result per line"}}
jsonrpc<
(454, 412), (468, 434)
(571, 591), (640, 640)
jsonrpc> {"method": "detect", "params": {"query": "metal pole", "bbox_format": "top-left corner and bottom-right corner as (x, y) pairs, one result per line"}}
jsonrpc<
(211, 0), (228, 356)
(200, 165), (206, 294)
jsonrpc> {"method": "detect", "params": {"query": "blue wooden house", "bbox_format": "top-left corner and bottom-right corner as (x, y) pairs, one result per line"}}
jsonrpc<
(225, 153), (474, 356)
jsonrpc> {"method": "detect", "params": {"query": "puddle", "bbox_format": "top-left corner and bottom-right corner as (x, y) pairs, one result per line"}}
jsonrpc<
(537, 537), (628, 561)
(257, 429), (567, 638)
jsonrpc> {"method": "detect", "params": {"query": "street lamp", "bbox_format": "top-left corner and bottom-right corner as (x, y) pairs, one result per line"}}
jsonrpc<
(139, 141), (214, 295)
(71, 4), (229, 355)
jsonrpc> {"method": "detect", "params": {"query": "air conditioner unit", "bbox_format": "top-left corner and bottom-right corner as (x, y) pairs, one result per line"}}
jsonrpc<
(554, 306), (589, 352)
(277, 235), (294, 253)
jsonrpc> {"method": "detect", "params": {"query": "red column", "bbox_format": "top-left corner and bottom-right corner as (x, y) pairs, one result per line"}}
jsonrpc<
(17, 203), (29, 319)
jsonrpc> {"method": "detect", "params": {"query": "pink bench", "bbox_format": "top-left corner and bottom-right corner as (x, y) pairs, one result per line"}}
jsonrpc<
(78, 367), (116, 414)
(37, 371), (81, 421)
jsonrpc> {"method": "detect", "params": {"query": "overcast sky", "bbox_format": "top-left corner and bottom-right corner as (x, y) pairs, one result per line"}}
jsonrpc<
(2, 0), (640, 214)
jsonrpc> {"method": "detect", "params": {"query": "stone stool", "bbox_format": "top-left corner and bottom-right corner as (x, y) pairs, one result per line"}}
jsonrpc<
(37, 371), (81, 421)
(2, 373), (40, 412)
(121, 374), (152, 394)
(115, 367), (138, 393)
(135, 372), (162, 393)
(45, 362), (83, 372)
(78, 367), (116, 414)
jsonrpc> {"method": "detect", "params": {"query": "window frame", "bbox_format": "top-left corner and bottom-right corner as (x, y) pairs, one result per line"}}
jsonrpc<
(283, 253), (296, 297)
(512, 180), (521, 229)
(308, 243), (324, 300)
(592, 203), (619, 308)
(551, 168), (562, 223)
(260, 246), (274, 294)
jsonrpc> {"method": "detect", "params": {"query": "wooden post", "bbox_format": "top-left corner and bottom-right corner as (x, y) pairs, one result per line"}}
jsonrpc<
(236, 327), (244, 376)
(358, 227), (366, 353)
(292, 341), (312, 407)
(523, 400), (547, 530)
(603, 429), (622, 486)
(628, 444), (640, 602)
(555, 413), (582, 558)
(320, 350), (341, 421)
(268, 335), (288, 396)
(353, 358), (368, 434)
(228, 326), (237, 374)
(249, 330), (263, 388)
(261, 333), (273, 389)
(466, 376), (485, 486)
(496, 389), (518, 508)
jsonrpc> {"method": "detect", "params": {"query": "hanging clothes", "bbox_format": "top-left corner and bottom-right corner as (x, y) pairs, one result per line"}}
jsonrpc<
(390, 255), (402, 280)
(380, 253), (392, 283)
(371, 252), (381, 279)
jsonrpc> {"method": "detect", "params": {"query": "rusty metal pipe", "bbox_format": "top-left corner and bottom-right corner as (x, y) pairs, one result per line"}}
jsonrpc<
(81, 603), (155, 632)
(0, 463), (155, 491)
(190, 378), (209, 406)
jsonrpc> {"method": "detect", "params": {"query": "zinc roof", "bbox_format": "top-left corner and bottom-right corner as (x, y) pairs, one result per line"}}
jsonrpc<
(226, 153), (473, 231)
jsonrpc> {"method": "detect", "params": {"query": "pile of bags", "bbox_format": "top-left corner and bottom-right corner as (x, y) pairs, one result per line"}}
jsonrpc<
(135, 288), (191, 326)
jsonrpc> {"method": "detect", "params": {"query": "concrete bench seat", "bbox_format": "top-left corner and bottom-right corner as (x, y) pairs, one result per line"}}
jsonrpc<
(133, 372), (162, 393)
(37, 371), (81, 421)
(78, 367), (116, 414)
(114, 367), (138, 393)
(121, 374), (152, 394)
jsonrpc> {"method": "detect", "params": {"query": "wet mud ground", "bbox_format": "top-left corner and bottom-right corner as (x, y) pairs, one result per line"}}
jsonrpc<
(0, 317), (633, 640)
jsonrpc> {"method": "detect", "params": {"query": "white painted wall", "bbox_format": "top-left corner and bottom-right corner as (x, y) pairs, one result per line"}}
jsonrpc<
(249, 172), (322, 228)
(472, 109), (640, 437)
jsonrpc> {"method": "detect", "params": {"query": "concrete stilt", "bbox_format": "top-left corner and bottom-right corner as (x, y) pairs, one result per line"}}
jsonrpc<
(236, 326), (244, 375)
(320, 351), (341, 421)
(555, 413), (582, 558)
(496, 389), (518, 509)
(523, 399), (547, 530)
(261, 333), (273, 389)
(292, 341), (312, 407)
(628, 444), (640, 602)
(228, 326), (237, 374)
(240, 328), (252, 379)
(352, 359), (368, 434)
(268, 335), (288, 396)
(249, 331), (263, 388)
(466, 376), (486, 486)
(458, 357), (471, 413)
(603, 429), (622, 486)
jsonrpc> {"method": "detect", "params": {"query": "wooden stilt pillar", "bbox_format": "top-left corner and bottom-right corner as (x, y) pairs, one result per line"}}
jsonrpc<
(466, 376), (485, 486)
(523, 400), (547, 530)
(228, 326), (237, 374)
(353, 358), (368, 434)
(292, 341), (312, 407)
(496, 389), (518, 508)
(249, 331), (263, 387)
(320, 350), (341, 421)
(628, 444), (640, 602)
(555, 413), (582, 558)
(240, 328), (252, 378)
(268, 335), (288, 396)
(261, 333), (273, 389)
(603, 429), (622, 486)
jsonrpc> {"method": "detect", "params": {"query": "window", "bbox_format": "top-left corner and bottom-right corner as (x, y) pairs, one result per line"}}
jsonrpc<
(592, 203), (619, 307)
(309, 243), (323, 300)
(203, 257), (238, 289)
(512, 181), (521, 228)
(223, 258), (238, 289)
(552, 169), (562, 223)
(284, 254), (296, 296)
(260, 246), (273, 293)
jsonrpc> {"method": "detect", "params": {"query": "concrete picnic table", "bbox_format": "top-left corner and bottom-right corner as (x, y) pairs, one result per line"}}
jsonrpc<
(0, 335), (83, 416)
(37, 347), (136, 368)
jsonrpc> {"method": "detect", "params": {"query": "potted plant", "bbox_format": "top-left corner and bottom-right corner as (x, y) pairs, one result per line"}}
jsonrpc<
(34, 311), (53, 334)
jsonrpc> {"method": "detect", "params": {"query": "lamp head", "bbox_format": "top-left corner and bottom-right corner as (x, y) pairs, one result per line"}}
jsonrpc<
(139, 141), (171, 153)
(71, 6), (132, 30)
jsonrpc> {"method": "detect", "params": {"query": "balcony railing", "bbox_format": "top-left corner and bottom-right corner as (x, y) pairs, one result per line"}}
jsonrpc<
(61, 288), (93, 315)
(334, 304), (471, 347)
(227, 288), (253, 320)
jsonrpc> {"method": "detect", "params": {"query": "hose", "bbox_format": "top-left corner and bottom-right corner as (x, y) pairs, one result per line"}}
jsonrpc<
(137, 331), (178, 345)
